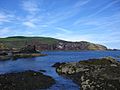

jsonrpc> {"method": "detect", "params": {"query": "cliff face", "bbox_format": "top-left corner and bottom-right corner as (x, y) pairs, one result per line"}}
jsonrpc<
(18, 41), (107, 51)
(0, 36), (107, 51)
(55, 41), (107, 50)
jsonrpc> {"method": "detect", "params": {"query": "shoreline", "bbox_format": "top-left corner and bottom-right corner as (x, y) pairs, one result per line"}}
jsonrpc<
(0, 53), (47, 61)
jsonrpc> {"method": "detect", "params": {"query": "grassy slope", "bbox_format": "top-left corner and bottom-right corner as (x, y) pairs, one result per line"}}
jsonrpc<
(0, 36), (58, 48)
(0, 36), (107, 50)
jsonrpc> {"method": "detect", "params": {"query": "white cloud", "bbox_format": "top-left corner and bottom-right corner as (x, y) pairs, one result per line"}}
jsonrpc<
(89, 0), (120, 17)
(21, 0), (39, 14)
(74, 0), (120, 25)
(56, 27), (72, 33)
(73, 12), (120, 30)
(0, 27), (11, 37)
(23, 21), (36, 28)
(0, 11), (15, 24)
(45, 0), (91, 25)
(74, 0), (91, 8)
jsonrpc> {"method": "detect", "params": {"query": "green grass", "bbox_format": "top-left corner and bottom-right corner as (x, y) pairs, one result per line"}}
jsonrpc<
(0, 36), (58, 48)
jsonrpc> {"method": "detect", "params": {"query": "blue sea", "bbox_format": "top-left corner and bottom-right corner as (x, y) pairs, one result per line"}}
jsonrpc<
(0, 51), (120, 90)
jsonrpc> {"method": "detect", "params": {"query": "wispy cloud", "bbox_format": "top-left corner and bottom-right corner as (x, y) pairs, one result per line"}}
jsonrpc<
(74, 0), (91, 8)
(56, 27), (72, 34)
(89, 0), (120, 17)
(0, 11), (15, 24)
(23, 21), (36, 28)
(20, 0), (44, 28)
(0, 27), (12, 37)
(74, 0), (120, 25)
(73, 12), (120, 32)
(21, 0), (39, 14)
(45, 0), (91, 25)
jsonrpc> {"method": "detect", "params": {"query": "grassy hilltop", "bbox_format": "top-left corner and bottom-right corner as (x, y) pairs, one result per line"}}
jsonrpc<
(0, 36), (107, 51)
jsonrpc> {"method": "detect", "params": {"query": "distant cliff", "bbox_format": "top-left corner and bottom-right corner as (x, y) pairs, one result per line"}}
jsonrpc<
(0, 36), (107, 51)
(55, 41), (107, 50)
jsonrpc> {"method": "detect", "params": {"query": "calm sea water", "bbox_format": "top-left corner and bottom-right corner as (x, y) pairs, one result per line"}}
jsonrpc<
(0, 51), (120, 90)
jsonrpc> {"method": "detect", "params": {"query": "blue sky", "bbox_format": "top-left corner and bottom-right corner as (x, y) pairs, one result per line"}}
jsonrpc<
(0, 0), (120, 49)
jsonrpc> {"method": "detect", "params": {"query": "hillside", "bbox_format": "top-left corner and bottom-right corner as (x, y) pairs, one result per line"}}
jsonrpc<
(0, 36), (107, 51)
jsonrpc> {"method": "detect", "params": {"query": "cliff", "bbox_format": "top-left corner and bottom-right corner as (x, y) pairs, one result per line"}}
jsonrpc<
(0, 36), (107, 51)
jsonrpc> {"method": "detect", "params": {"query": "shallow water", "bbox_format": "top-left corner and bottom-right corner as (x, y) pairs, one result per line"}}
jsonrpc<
(0, 51), (120, 90)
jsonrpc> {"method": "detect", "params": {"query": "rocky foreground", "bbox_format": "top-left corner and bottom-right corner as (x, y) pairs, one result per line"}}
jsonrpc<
(0, 70), (55, 90)
(54, 57), (120, 90)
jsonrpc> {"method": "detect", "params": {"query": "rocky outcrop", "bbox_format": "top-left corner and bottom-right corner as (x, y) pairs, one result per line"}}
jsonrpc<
(0, 45), (46, 61)
(55, 41), (107, 50)
(55, 57), (120, 90)
(0, 70), (55, 90)
(20, 45), (37, 53)
(0, 43), (7, 49)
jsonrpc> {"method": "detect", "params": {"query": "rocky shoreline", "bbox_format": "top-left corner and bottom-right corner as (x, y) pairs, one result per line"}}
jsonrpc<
(54, 57), (120, 90)
(0, 53), (47, 61)
(0, 70), (55, 90)
(0, 45), (47, 61)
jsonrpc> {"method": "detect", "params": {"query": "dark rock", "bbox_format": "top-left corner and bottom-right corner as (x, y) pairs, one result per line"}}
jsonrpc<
(39, 70), (46, 72)
(55, 57), (120, 90)
(52, 62), (66, 67)
(0, 70), (55, 90)
(20, 45), (37, 53)
(0, 52), (8, 56)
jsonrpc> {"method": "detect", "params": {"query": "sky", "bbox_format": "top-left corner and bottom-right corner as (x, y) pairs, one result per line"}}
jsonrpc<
(0, 0), (120, 49)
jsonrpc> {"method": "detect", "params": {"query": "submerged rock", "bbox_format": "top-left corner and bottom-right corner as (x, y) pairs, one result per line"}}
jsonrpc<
(55, 57), (120, 90)
(39, 70), (46, 72)
(52, 62), (66, 67)
(0, 70), (55, 90)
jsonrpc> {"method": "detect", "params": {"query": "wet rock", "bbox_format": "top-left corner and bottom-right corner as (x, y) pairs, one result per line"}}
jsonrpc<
(0, 70), (55, 90)
(55, 57), (120, 90)
(0, 52), (8, 56)
(52, 62), (65, 67)
(39, 70), (46, 72)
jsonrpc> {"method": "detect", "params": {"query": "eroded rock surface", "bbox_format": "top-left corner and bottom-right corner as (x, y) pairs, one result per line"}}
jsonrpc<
(0, 70), (55, 90)
(55, 57), (120, 90)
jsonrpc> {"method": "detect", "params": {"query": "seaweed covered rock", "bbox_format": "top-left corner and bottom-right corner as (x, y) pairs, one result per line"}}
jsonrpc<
(20, 45), (37, 53)
(0, 43), (8, 50)
(56, 57), (120, 90)
(0, 70), (55, 90)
